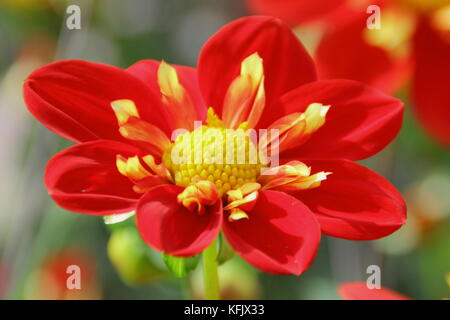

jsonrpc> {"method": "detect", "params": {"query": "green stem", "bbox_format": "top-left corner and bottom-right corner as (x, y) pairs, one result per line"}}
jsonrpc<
(202, 239), (220, 300)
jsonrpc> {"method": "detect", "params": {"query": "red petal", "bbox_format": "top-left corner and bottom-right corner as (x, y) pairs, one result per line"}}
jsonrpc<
(315, 15), (410, 94)
(45, 140), (142, 215)
(246, 0), (347, 26)
(412, 18), (450, 147)
(223, 190), (321, 275)
(280, 79), (404, 160)
(292, 159), (406, 240)
(198, 16), (316, 128)
(23, 60), (170, 142)
(339, 282), (411, 300)
(127, 59), (207, 124)
(136, 185), (222, 256)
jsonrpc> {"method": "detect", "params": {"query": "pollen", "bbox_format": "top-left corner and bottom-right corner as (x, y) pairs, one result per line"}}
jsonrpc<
(162, 124), (266, 197)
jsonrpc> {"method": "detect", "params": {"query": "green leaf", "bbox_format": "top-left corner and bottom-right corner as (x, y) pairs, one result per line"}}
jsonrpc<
(217, 233), (235, 265)
(162, 253), (200, 278)
(103, 211), (135, 225)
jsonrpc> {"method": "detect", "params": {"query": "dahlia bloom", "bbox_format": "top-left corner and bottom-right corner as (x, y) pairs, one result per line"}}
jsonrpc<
(24, 16), (406, 275)
(0, 263), (7, 298)
(339, 282), (411, 300)
(25, 249), (100, 300)
(247, 0), (450, 147)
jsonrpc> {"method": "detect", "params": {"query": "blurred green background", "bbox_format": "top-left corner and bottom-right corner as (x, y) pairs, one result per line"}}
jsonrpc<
(0, 0), (449, 300)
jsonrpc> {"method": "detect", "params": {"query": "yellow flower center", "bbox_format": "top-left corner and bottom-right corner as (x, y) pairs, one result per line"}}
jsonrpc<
(162, 120), (265, 197)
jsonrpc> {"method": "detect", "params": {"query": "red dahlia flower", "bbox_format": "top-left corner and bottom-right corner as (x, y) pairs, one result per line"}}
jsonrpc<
(339, 282), (411, 300)
(26, 249), (100, 300)
(247, 0), (450, 147)
(23, 16), (406, 275)
(0, 263), (7, 298)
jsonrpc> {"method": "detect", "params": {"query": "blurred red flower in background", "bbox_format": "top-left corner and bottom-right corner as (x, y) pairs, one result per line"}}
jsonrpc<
(23, 16), (406, 275)
(338, 282), (411, 300)
(25, 249), (101, 300)
(247, 0), (450, 147)
(0, 263), (7, 298)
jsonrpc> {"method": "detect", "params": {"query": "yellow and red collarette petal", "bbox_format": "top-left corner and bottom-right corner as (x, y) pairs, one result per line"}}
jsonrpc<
(224, 182), (261, 221)
(111, 99), (140, 126)
(142, 154), (172, 182)
(236, 182), (261, 197)
(116, 154), (171, 193)
(119, 118), (171, 156)
(262, 102), (330, 153)
(303, 103), (330, 134)
(228, 208), (250, 222)
(222, 53), (266, 129)
(116, 155), (150, 181)
(177, 180), (220, 215)
(258, 161), (310, 184)
(258, 161), (330, 192)
(274, 171), (330, 191)
(260, 112), (305, 154)
(157, 61), (197, 131)
(131, 176), (171, 194)
(224, 190), (259, 212)
(111, 99), (171, 157)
